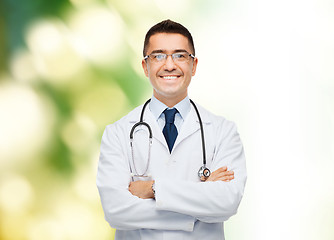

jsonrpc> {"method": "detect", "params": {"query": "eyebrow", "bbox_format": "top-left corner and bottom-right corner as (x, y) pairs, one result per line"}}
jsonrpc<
(150, 49), (189, 54)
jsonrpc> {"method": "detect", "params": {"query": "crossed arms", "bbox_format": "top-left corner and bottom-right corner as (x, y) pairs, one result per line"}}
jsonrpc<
(129, 166), (235, 199)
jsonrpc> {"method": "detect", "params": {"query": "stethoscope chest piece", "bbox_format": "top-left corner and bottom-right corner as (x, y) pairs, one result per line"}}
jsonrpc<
(198, 166), (211, 181)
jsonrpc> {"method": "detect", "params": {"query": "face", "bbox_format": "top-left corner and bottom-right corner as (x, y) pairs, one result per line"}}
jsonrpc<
(142, 33), (198, 105)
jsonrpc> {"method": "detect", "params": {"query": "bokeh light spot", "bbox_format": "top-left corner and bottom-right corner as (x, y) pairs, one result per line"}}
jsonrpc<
(26, 19), (86, 83)
(69, 5), (124, 66)
(73, 81), (128, 128)
(0, 82), (53, 168)
(0, 175), (34, 214)
(10, 49), (38, 83)
(27, 217), (64, 240)
(60, 112), (97, 154)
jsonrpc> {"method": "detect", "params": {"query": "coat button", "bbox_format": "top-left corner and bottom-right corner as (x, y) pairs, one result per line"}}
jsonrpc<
(188, 222), (193, 231)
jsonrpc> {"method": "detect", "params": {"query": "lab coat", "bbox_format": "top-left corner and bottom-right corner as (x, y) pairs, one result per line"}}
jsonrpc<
(97, 101), (247, 240)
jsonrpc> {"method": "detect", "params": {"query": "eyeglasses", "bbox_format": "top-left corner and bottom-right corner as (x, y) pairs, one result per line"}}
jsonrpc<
(144, 52), (195, 63)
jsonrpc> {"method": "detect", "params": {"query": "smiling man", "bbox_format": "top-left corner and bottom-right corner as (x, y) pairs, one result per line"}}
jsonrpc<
(97, 20), (247, 240)
(142, 32), (197, 107)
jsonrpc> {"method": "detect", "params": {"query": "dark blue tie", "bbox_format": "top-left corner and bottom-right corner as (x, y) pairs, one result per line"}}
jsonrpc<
(163, 108), (178, 153)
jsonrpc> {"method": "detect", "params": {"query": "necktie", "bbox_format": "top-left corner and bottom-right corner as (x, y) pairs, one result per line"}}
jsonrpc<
(163, 108), (178, 153)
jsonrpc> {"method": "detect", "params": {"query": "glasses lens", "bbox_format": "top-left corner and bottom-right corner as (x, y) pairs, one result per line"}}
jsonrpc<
(150, 53), (166, 62)
(172, 52), (189, 62)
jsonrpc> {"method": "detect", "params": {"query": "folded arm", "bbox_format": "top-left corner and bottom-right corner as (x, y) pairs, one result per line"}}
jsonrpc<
(157, 121), (246, 222)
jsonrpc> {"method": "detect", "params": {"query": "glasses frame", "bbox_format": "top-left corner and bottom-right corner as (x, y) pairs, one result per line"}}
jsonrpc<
(144, 52), (195, 63)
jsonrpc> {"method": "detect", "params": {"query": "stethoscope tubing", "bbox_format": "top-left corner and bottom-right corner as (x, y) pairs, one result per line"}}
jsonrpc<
(189, 99), (207, 166)
(129, 99), (209, 180)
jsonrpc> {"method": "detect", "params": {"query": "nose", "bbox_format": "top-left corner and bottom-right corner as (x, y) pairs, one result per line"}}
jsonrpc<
(163, 55), (177, 71)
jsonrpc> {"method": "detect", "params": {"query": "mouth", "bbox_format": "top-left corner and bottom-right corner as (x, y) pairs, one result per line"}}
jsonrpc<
(160, 75), (181, 80)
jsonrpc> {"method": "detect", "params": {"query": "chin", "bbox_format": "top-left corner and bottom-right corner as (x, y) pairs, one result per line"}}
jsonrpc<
(160, 87), (180, 96)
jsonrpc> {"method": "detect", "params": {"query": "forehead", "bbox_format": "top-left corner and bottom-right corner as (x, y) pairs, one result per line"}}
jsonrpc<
(147, 33), (191, 53)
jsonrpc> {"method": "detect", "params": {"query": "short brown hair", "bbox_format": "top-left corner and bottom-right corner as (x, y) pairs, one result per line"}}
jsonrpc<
(143, 19), (195, 57)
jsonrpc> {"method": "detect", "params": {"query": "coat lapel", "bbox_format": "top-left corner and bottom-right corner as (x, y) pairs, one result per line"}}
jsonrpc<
(129, 107), (168, 150)
(145, 110), (168, 149)
(173, 107), (199, 151)
(173, 103), (212, 152)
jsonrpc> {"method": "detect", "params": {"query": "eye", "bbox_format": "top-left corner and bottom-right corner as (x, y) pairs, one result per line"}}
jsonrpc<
(173, 53), (187, 59)
(153, 54), (166, 60)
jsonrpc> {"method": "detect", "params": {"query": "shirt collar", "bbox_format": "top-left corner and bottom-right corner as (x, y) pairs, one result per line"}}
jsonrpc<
(149, 95), (191, 121)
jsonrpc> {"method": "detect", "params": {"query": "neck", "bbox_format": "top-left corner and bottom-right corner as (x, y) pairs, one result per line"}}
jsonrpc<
(154, 93), (187, 108)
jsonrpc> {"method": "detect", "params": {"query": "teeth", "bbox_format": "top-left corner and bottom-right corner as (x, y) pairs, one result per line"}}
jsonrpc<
(162, 76), (177, 80)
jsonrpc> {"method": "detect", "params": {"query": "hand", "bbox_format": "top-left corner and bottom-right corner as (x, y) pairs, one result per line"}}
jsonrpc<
(205, 166), (234, 182)
(128, 180), (155, 199)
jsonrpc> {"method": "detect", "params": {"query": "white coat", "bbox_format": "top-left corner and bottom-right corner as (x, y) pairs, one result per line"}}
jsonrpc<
(97, 101), (247, 240)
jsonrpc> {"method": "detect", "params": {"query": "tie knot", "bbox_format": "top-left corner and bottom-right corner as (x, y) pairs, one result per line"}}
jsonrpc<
(164, 108), (178, 124)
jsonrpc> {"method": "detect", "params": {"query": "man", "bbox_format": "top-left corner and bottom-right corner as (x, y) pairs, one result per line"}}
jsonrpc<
(97, 19), (247, 240)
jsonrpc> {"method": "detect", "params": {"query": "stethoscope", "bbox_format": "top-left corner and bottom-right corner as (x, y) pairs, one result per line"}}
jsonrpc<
(130, 99), (211, 181)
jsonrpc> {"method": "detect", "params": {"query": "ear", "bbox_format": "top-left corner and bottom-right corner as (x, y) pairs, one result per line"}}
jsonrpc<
(191, 57), (198, 76)
(142, 59), (149, 77)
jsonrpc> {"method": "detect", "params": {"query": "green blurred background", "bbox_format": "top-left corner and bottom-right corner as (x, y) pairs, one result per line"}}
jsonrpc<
(0, 0), (333, 239)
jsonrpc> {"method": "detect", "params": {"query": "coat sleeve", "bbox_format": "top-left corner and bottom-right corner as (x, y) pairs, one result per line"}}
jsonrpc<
(154, 120), (247, 223)
(96, 124), (195, 231)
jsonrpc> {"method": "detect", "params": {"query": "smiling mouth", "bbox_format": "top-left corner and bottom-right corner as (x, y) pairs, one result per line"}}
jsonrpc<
(160, 75), (180, 80)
